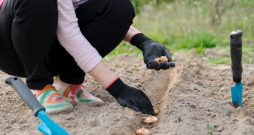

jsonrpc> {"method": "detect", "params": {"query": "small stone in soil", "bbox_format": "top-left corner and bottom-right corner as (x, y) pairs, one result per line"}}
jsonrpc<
(192, 67), (199, 74)
(217, 126), (224, 132)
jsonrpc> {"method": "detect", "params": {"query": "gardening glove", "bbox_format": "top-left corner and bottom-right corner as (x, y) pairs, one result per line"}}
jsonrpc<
(131, 33), (175, 70)
(106, 77), (155, 116)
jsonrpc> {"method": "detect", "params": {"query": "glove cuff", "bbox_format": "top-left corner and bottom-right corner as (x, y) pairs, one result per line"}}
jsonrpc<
(130, 33), (151, 50)
(106, 78), (127, 99)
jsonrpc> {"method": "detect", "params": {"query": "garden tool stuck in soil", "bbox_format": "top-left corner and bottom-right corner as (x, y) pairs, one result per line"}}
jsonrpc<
(5, 77), (70, 135)
(230, 30), (243, 108)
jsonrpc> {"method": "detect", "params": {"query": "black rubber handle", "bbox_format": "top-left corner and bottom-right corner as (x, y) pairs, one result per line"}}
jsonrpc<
(230, 30), (243, 83)
(5, 77), (45, 116)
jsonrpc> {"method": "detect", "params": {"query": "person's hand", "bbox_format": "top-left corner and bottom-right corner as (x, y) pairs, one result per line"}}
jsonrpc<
(117, 86), (155, 115)
(140, 40), (175, 70)
(106, 78), (155, 115)
(130, 33), (175, 70)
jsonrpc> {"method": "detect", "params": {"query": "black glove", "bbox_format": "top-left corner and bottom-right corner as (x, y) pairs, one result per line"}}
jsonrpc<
(131, 33), (175, 70)
(107, 78), (155, 116)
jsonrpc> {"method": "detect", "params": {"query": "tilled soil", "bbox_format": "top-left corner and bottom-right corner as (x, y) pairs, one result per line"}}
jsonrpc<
(1, 51), (254, 135)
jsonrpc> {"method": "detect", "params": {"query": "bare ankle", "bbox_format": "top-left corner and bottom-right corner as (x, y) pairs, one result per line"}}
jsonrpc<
(53, 75), (70, 93)
(30, 89), (38, 94)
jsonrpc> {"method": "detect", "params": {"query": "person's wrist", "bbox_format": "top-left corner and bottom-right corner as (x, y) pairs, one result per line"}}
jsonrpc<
(130, 33), (152, 50)
(106, 78), (127, 99)
(88, 61), (118, 88)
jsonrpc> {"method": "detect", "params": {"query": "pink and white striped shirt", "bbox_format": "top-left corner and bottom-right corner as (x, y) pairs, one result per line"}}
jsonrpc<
(0, 0), (4, 8)
(57, 0), (102, 73)
(0, 0), (102, 73)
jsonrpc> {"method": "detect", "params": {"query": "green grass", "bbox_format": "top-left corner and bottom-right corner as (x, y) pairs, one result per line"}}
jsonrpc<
(176, 32), (218, 50)
(242, 46), (254, 64)
(85, 111), (89, 128)
(103, 42), (142, 61)
(131, 0), (175, 14)
(208, 56), (231, 64)
(103, 0), (254, 64)
(246, 59), (254, 64)
(205, 119), (210, 135)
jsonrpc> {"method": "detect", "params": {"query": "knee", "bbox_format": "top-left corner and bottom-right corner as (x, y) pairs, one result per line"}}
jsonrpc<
(18, 0), (57, 15)
(108, 0), (135, 19)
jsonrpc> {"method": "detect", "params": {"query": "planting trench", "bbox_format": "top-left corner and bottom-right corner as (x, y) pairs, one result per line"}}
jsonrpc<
(1, 52), (254, 135)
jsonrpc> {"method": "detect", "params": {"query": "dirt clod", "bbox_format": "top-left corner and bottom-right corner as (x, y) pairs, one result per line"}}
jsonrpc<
(217, 126), (224, 132)
(232, 101), (239, 108)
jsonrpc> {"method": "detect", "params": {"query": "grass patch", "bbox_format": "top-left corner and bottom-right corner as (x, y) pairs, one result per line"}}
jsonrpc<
(245, 59), (254, 64)
(103, 1), (254, 62)
(103, 42), (142, 61)
(190, 88), (194, 92)
(195, 46), (206, 54)
(85, 111), (89, 128)
(242, 46), (254, 64)
(205, 119), (210, 135)
(208, 56), (230, 64)
(176, 32), (219, 51)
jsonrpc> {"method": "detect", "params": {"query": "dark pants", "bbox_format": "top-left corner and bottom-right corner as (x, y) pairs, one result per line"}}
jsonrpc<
(0, 0), (135, 89)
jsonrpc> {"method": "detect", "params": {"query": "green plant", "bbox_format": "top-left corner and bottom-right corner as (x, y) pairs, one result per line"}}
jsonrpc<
(103, 42), (142, 61)
(103, 0), (254, 63)
(205, 119), (210, 135)
(131, 0), (175, 14)
(195, 46), (206, 54)
(245, 59), (254, 64)
(208, 57), (230, 64)
(191, 88), (194, 91)
(248, 101), (254, 107)
(85, 111), (89, 128)
(131, 0), (144, 14)
(177, 33), (218, 51)
(114, 61), (120, 68)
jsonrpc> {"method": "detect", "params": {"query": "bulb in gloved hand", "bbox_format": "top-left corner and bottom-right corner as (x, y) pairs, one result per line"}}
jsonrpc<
(160, 56), (168, 63)
(154, 58), (161, 64)
(136, 127), (150, 135)
(154, 56), (168, 64)
(142, 116), (158, 124)
(154, 108), (160, 115)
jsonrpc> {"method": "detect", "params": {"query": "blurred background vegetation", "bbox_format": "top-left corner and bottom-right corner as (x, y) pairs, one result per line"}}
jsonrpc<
(104, 0), (254, 64)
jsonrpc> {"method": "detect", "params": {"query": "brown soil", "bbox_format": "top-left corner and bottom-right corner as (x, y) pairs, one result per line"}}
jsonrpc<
(1, 49), (254, 135)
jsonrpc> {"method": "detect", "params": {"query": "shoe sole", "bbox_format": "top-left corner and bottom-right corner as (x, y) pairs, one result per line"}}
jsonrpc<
(46, 105), (74, 115)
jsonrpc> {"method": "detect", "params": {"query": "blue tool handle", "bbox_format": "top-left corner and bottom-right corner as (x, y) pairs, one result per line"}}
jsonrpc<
(5, 76), (45, 116)
(230, 30), (243, 83)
